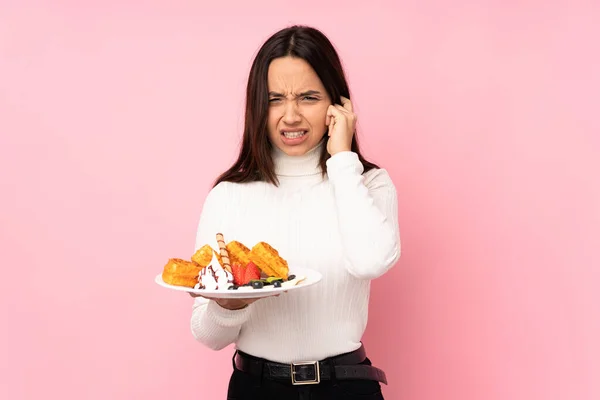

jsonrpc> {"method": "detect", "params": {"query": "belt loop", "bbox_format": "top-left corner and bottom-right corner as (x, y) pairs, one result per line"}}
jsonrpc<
(256, 358), (265, 389)
(327, 358), (338, 387)
(232, 350), (239, 371)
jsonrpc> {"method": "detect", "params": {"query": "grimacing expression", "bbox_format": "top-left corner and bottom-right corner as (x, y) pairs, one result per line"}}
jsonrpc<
(267, 56), (331, 156)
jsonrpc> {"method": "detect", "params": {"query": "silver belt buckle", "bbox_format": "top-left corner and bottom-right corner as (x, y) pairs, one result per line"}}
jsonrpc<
(290, 361), (320, 385)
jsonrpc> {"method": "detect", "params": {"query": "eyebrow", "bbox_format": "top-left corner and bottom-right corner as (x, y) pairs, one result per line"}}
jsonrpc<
(268, 90), (322, 97)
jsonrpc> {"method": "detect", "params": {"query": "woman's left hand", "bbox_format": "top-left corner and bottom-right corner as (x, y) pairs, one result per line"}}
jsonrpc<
(326, 96), (357, 155)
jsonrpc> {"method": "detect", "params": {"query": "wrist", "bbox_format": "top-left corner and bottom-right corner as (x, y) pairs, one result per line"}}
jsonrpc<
(215, 300), (249, 311)
(329, 148), (351, 156)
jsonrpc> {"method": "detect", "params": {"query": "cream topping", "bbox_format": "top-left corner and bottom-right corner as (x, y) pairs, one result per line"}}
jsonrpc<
(194, 250), (234, 290)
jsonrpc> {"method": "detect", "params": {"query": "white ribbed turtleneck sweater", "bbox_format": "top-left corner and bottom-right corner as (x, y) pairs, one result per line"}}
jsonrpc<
(190, 142), (400, 363)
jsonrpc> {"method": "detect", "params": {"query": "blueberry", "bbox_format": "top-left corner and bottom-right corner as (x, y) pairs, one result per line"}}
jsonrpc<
(273, 281), (282, 288)
(287, 275), (296, 281)
(252, 280), (264, 289)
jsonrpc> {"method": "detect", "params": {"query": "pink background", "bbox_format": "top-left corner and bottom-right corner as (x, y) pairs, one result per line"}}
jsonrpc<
(1, 1), (599, 399)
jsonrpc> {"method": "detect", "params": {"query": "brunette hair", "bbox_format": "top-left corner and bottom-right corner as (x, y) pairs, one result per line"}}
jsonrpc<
(214, 25), (378, 186)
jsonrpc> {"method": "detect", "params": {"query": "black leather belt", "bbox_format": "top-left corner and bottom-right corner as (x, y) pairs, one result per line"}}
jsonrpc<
(233, 344), (387, 386)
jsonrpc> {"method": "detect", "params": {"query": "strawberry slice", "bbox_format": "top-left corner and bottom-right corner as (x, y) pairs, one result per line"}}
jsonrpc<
(231, 262), (245, 286)
(245, 261), (261, 282)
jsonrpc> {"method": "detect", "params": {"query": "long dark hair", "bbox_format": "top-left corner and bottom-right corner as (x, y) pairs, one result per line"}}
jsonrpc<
(214, 25), (378, 187)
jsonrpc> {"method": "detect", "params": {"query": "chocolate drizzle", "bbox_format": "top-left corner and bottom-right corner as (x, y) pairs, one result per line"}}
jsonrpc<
(216, 233), (232, 273)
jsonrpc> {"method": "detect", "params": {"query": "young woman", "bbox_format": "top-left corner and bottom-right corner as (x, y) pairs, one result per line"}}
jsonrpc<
(190, 25), (400, 400)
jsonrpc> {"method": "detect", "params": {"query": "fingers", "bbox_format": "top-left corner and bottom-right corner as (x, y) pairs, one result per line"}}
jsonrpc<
(337, 98), (357, 124)
(189, 293), (219, 300)
(334, 104), (350, 114)
(329, 97), (353, 117)
(340, 96), (353, 112)
(327, 105), (341, 134)
(189, 292), (285, 302)
(332, 104), (355, 120)
(335, 104), (357, 122)
(327, 104), (344, 118)
(328, 104), (357, 124)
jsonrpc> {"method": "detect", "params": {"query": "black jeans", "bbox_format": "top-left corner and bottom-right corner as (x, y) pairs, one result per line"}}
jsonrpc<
(226, 357), (385, 400)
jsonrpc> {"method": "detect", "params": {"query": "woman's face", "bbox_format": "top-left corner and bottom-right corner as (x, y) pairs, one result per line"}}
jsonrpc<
(267, 56), (331, 156)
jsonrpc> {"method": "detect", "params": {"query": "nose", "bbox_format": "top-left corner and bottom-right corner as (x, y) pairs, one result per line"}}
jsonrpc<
(282, 102), (302, 124)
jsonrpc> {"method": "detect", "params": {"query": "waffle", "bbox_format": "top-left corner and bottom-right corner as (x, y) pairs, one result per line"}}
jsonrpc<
(226, 240), (251, 268)
(191, 244), (220, 268)
(162, 258), (201, 287)
(248, 242), (289, 279)
(192, 244), (221, 268)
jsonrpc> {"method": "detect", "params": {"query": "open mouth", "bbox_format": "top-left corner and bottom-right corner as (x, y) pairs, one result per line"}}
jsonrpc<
(281, 130), (307, 139)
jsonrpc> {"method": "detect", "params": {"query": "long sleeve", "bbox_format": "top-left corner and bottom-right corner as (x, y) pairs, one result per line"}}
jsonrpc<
(326, 151), (401, 280)
(189, 183), (251, 350)
(180, 144), (399, 362)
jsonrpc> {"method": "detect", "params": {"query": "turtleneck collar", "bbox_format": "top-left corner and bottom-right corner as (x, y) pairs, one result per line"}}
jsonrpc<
(272, 140), (324, 177)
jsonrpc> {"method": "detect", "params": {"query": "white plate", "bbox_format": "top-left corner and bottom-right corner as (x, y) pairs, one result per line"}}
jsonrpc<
(154, 267), (322, 299)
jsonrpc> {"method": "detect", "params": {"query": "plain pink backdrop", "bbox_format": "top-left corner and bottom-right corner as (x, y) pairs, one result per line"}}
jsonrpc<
(1, 1), (599, 399)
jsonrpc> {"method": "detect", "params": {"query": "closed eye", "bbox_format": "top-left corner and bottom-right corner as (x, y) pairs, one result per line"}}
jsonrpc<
(268, 94), (320, 103)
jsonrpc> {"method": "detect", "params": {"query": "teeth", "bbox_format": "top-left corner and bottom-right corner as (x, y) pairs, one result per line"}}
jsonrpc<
(283, 131), (306, 138)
